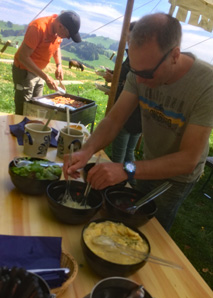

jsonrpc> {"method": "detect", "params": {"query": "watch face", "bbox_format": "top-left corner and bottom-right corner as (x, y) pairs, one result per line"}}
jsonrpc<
(126, 163), (135, 172)
(124, 162), (136, 181)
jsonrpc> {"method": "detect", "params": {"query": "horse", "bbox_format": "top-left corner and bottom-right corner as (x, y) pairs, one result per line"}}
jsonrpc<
(69, 60), (84, 71)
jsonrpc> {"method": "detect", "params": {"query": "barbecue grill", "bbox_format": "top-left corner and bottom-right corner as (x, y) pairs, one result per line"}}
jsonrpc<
(23, 93), (97, 132)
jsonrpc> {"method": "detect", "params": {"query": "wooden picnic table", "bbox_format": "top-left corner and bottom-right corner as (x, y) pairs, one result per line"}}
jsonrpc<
(0, 113), (212, 298)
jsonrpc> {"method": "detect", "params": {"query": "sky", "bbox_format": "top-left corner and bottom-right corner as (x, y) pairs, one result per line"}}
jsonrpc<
(1, 0), (213, 64)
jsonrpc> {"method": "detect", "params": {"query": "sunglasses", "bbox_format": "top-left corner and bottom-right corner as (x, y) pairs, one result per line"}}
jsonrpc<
(130, 48), (173, 79)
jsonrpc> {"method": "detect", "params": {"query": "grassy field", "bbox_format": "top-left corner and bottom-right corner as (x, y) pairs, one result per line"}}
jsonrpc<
(0, 56), (212, 289)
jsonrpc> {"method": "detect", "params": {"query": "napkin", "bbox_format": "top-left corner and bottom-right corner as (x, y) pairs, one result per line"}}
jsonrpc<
(9, 117), (58, 147)
(0, 235), (66, 288)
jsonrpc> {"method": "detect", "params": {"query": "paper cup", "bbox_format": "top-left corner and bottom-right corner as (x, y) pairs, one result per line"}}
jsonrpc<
(57, 127), (84, 159)
(23, 123), (51, 158)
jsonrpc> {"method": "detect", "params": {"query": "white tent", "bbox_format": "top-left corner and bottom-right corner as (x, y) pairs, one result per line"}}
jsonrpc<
(107, 0), (213, 112)
(169, 0), (213, 32)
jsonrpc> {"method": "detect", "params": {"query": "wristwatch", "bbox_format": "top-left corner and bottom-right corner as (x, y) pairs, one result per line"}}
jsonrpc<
(123, 161), (136, 181)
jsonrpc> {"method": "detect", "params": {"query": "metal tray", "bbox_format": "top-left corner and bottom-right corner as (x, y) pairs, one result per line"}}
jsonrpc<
(31, 93), (95, 112)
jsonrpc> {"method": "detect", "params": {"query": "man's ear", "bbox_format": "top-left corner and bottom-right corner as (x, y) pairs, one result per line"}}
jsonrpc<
(171, 47), (180, 64)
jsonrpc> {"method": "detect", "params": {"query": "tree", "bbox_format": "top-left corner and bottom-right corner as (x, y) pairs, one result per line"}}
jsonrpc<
(6, 21), (12, 28)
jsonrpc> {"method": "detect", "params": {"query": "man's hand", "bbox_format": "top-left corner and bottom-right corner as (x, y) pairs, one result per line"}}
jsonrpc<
(63, 150), (91, 180)
(103, 70), (113, 83)
(55, 64), (63, 80)
(86, 162), (127, 190)
(45, 74), (58, 90)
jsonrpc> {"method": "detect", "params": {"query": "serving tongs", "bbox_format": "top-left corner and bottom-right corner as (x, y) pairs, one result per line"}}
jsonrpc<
(13, 158), (63, 168)
(126, 181), (173, 214)
(57, 80), (66, 95)
(80, 154), (101, 207)
(93, 235), (183, 270)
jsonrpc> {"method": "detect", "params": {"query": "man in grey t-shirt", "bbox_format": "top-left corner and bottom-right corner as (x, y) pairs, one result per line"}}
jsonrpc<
(63, 13), (213, 231)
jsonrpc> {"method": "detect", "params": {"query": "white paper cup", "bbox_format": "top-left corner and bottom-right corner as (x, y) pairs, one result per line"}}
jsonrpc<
(23, 123), (51, 158)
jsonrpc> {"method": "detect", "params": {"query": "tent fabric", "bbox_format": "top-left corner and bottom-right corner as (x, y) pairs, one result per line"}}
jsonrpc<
(169, 0), (213, 32)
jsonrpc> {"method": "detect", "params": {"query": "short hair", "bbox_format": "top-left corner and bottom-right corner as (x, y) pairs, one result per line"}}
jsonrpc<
(129, 21), (136, 32)
(130, 13), (182, 52)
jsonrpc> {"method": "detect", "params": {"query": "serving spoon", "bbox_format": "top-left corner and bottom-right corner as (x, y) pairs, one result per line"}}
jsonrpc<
(92, 235), (183, 270)
(125, 181), (173, 214)
(42, 109), (56, 131)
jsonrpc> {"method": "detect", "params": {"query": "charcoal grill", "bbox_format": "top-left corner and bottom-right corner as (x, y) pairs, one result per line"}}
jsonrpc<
(23, 93), (97, 132)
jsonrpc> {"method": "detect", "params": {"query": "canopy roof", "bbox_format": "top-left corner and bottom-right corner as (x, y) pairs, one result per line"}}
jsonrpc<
(169, 0), (213, 32)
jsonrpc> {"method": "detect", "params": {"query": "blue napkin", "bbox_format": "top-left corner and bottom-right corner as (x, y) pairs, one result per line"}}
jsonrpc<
(9, 117), (58, 147)
(0, 235), (66, 288)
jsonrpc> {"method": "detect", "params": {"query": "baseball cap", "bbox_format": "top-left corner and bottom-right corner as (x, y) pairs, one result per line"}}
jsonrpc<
(59, 11), (81, 42)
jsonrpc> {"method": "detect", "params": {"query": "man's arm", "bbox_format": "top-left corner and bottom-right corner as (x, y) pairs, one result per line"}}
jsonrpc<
(53, 47), (63, 81)
(18, 43), (58, 90)
(85, 123), (212, 189)
(134, 124), (212, 180)
(63, 90), (139, 179)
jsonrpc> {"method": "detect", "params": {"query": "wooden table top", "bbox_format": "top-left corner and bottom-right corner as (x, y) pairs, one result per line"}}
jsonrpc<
(0, 114), (212, 298)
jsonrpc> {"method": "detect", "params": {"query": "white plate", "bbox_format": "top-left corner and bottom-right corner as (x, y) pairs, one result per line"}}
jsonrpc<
(95, 83), (110, 93)
(95, 70), (106, 77)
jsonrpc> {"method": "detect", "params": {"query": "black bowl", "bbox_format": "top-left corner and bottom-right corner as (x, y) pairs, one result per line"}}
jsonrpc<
(88, 276), (153, 298)
(9, 157), (61, 195)
(46, 180), (103, 225)
(103, 185), (157, 227)
(30, 272), (51, 295)
(81, 218), (150, 277)
(83, 163), (96, 182)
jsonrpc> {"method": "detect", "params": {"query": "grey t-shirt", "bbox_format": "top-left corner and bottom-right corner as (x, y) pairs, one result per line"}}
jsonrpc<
(124, 55), (213, 182)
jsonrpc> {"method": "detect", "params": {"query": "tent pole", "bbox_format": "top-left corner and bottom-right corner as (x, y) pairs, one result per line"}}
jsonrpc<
(105, 0), (134, 115)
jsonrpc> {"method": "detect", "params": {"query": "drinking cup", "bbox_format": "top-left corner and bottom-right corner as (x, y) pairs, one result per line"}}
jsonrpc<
(57, 127), (84, 159)
(23, 123), (51, 158)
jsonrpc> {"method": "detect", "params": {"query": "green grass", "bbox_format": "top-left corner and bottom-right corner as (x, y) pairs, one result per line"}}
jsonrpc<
(82, 36), (116, 48)
(61, 49), (115, 69)
(170, 165), (213, 288)
(0, 59), (212, 289)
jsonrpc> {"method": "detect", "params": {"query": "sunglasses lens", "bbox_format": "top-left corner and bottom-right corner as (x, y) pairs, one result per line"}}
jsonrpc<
(130, 69), (153, 79)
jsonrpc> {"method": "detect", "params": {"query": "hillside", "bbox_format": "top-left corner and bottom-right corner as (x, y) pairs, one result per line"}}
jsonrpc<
(0, 20), (119, 69)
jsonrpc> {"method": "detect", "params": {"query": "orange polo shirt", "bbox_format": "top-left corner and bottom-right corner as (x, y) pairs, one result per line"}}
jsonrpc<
(14, 14), (62, 70)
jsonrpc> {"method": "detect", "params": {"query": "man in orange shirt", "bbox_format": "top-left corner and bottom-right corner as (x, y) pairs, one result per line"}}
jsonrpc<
(12, 10), (81, 115)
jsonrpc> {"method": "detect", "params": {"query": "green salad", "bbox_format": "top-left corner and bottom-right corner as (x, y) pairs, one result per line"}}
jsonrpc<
(11, 161), (62, 180)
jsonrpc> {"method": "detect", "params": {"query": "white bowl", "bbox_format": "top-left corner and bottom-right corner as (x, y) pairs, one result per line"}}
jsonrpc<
(95, 83), (110, 93)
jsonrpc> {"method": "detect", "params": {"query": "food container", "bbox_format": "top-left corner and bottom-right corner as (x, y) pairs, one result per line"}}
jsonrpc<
(81, 218), (150, 277)
(8, 157), (62, 195)
(103, 185), (157, 227)
(87, 276), (153, 298)
(46, 180), (103, 225)
(23, 93), (97, 132)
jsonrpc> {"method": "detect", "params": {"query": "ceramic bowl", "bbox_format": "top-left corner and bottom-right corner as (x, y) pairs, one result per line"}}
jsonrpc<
(81, 218), (150, 277)
(46, 180), (103, 225)
(103, 185), (157, 227)
(8, 157), (62, 196)
(85, 276), (153, 298)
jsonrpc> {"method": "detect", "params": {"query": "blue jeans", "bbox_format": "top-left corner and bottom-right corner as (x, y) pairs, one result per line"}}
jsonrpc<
(134, 179), (197, 232)
(112, 128), (141, 163)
